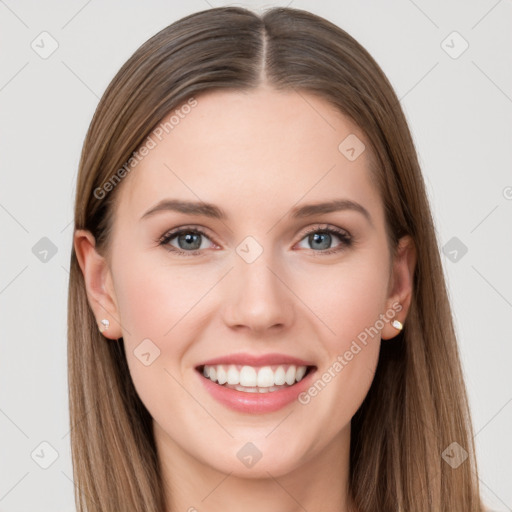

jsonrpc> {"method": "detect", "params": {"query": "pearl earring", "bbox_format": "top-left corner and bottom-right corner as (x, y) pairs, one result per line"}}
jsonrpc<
(99, 319), (110, 333)
(391, 319), (403, 331)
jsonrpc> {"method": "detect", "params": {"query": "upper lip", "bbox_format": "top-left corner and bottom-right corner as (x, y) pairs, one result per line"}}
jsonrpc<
(196, 352), (316, 368)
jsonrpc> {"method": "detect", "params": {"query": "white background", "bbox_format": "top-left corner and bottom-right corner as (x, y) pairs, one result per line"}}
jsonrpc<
(0, 1), (511, 510)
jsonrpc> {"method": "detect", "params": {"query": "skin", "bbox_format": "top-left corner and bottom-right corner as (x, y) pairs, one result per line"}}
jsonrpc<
(75, 85), (416, 512)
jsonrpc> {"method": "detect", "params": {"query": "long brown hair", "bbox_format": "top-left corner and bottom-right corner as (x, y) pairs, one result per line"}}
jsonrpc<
(68, 6), (485, 511)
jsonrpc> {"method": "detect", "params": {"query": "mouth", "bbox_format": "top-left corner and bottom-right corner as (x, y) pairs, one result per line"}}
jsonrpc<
(195, 363), (317, 394)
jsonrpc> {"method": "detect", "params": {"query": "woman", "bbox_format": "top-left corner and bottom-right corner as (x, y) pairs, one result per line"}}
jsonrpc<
(68, 6), (485, 511)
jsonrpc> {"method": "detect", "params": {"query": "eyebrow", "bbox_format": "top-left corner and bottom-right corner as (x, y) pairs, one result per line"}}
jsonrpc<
(140, 198), (373, 225)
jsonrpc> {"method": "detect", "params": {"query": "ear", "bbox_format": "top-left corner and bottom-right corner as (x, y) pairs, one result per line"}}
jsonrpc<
(381, 235), (417, 340)
(74, 229), (123, 340)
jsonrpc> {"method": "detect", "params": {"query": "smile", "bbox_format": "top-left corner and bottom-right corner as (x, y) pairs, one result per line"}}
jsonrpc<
(199, 364), (312, 393)
(195, 362), (317, 413)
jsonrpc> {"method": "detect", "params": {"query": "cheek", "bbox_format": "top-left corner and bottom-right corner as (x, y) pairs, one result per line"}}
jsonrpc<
(112, 256), (217, 396)
(113, 255), (211, 342)
(291, 253), (389, 417)
(111, 258), (201, 422)
(295, 255), (390, 352)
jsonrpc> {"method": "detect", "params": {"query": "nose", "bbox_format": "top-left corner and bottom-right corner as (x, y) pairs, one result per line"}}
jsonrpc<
(221, 248), (295, 334)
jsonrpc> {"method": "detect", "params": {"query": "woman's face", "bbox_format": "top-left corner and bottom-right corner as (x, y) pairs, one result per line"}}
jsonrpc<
(76, 86), (415, 479)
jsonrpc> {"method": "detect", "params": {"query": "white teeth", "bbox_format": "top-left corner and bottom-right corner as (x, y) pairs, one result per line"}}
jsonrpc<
(240, 365), (257, 387)
(274, 366), (286, 385)
(226, 365), (239, 385)
(201, 363), (310, 391)
(256, 366), (274, 387)
(295, 365), (307, 381)
(216, 366), (227, 385)
(285, 365), (296, 385)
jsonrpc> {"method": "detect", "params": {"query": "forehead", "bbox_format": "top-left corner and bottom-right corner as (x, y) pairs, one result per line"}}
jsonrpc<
(116, 87), (382, 226)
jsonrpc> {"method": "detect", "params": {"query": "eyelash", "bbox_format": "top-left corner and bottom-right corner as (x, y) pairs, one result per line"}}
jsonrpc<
(156, 224), (353, 257)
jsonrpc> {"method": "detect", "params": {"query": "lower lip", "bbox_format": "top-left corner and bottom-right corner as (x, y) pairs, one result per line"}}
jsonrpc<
(196, 367), (317, 413)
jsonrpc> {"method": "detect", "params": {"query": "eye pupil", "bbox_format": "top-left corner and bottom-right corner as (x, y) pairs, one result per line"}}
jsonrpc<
(179, 232), (201, 250)
(310, 232), (331, 250)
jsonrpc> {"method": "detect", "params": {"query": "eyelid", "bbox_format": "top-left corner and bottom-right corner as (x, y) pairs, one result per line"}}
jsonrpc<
(293, 224), (353, 255)
(297, 223), (351, 239)
(158, 223), (352, 242)
(157, 224), (219, 249)
(157, 223), (353, 255)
